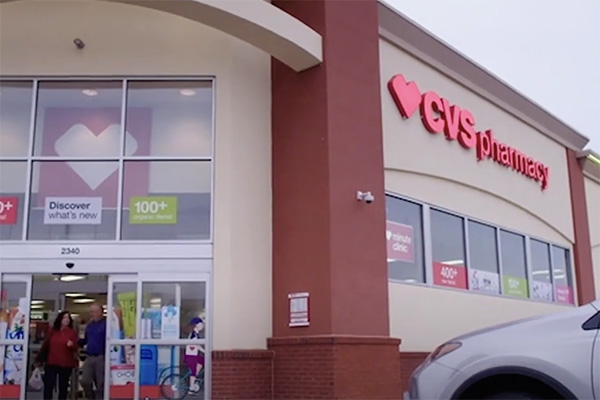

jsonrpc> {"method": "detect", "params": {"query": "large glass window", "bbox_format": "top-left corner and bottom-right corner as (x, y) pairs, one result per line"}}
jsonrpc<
(530, 239), (553, 301)
(385, 192), (577, 306)
(552, 246), (574, 305)
(0, 162), (27, 240)
(500, 230), (529, 299)
(0, 81), (33, 157)
(0, 79), (214, 241)
(28, 161), (119, 240)
(467, 221), (500, 294)
(125, 81), (212, 157)
(121, 161), (211, 240)
(431, 209), (467, 290)
(385, 195), (425, 283)
(33, 81), (123, 157)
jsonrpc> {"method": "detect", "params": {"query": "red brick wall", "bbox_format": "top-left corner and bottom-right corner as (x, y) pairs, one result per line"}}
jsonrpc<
(211, 350), (274, 400)
(268, 336), (402, 399)
(400, 352), (429, 393)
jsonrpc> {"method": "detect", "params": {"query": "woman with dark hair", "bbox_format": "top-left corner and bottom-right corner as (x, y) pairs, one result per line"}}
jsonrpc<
(35, 311), (79, 400)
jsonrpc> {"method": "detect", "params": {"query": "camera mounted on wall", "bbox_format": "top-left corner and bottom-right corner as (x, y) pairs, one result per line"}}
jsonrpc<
(356, 190), (375, 204)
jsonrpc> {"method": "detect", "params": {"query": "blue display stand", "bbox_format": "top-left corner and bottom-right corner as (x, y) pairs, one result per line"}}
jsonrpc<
(140, 345), (158, 385)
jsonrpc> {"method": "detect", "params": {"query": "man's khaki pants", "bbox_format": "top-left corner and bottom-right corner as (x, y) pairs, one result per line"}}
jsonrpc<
(81, 355), (105, 399)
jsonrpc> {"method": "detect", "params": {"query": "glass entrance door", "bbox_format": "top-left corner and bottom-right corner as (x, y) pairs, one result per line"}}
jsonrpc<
(0, 267), (211, 400)
(106, 273), (209, 400)
(0, 275), (32, 400)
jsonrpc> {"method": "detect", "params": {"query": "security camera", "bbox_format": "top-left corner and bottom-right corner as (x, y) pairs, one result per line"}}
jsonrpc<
(357, 191), (375, 204)
(73, 38), (85, 49)
(66, 262), (75, 269)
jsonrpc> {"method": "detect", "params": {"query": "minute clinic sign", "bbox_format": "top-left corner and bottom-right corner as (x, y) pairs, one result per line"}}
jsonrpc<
(388, 75), (550, 190)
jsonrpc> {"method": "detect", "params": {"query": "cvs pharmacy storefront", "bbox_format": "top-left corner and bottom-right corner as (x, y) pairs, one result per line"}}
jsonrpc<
(0, 0), (310, 398)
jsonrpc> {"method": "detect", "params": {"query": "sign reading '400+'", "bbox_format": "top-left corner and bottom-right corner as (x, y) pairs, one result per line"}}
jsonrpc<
(129, 196), (178, 225)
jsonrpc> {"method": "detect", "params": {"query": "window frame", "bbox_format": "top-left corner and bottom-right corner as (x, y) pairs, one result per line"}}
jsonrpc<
(528, 237), (555, 303)
(429, 207), (468, 290)
(384, 194), (428, 286)
(550, 244), (576, 305)
(0, 76), (216, 243)
(385, 191), (577, 306)
(466, 218), (502, 295)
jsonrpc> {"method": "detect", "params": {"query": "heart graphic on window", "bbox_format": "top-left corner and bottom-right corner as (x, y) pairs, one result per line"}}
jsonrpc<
(54, 124), (139, 190)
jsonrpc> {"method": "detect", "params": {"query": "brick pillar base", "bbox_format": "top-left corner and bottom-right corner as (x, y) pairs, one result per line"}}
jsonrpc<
(268, 336), (401, 399)
(211, 350), (274, 400)
(400, 352), (429, 393)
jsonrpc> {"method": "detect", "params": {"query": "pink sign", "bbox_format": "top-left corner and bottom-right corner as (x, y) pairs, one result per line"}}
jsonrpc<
(386, 221), (415, 262)
(0, 196), (18, 225)
(433, 262), (468, 290)
(555, 285), (574, 305)
(37, 107), (152, 208)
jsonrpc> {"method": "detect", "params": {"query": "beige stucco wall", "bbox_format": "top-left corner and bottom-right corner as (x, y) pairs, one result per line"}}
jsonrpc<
(0, 1), (272, 350)
(585, 176), (600, 297)
(380, 39), (573, 351)
(389, 282), (568, 351)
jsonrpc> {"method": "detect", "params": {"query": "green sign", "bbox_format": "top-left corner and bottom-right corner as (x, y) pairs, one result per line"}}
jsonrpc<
(129, 196), (177, 225)
(503, 275), (529, 298)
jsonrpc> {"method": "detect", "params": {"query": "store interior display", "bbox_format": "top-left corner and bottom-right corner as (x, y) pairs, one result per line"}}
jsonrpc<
(0, 274), (206, 400)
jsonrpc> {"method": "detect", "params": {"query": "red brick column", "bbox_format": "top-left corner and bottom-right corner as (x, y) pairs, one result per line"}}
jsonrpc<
(268, 337), (401, 400)
(271, 0), (400, 398)
(566, 149), (596, 304)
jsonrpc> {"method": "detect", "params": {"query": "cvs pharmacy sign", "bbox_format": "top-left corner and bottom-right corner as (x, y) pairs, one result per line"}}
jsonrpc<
(388, 74), (550, 190)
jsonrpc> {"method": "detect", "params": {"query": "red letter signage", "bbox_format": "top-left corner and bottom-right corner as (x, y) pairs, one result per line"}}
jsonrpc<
(421, 91), (444, 133)
(388, 74), (550, 190)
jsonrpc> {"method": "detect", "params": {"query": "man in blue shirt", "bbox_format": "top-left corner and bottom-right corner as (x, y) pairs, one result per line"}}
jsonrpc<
(80, 303), (106, 399)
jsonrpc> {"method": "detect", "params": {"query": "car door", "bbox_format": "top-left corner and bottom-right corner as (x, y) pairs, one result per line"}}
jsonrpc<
(594, 329), (600, 400)
(593, 322), (600, 399)
(585, 302), (600, 399)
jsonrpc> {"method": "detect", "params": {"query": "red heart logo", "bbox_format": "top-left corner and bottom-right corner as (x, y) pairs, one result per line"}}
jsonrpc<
(388, 74), (422, 119)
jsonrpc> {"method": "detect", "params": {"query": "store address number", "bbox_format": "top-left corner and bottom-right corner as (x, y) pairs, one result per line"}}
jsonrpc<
(61, 247), (81, 255)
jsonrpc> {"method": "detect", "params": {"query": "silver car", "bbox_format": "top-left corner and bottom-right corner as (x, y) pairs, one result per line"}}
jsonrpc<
(405, 299), (600, 399)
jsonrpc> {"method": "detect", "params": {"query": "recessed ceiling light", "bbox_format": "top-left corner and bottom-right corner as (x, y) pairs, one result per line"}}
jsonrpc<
(31, 300), (45, 305)
(73, 298), (95, 304)
(180, 89), (196, 96)
(82, 89), (98, 96)
(65, 293), (86, 297)
(31, 304), (45, 309)
(60, 275), (86, 282)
